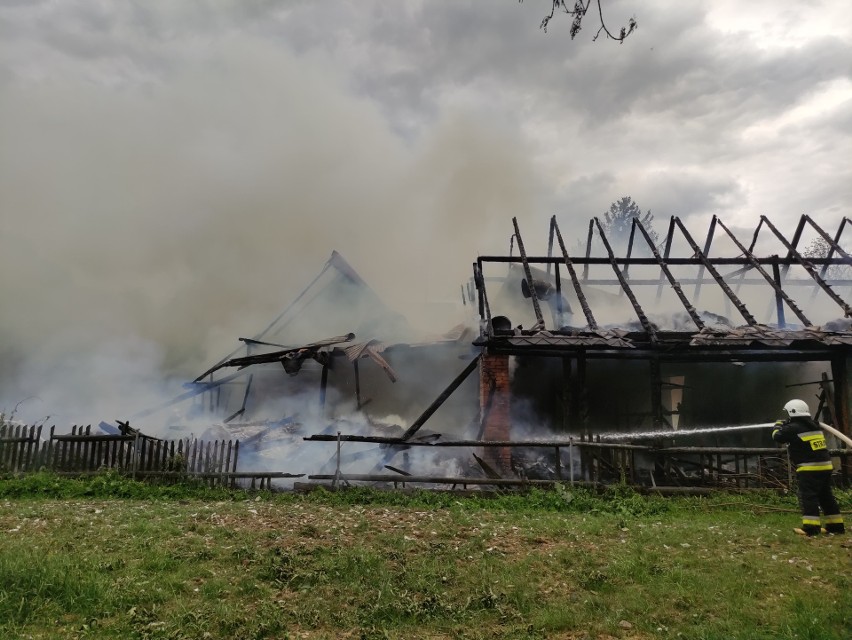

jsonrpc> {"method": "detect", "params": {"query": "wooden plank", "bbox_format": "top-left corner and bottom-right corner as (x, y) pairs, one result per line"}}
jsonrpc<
(56, 428), (68, 470)
(10, 425), (21, 471)
(51, 435), (135, 442)
(224, 441), (233, 482)
(2, 425), (9, 469)
(231, 441), (240, 487)
(91, 434), (100, 471)
(203, 441), (212, 475)
(190, 439), (200, 474)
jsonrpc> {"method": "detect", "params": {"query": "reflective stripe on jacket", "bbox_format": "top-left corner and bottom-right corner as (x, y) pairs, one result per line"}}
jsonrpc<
(772, 416), (832, 472)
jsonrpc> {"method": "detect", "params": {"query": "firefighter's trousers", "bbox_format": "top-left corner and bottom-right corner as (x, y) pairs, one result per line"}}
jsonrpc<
(797, 470), (844, 535)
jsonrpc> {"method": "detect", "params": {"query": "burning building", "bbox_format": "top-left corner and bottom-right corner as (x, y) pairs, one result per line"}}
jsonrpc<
(156, 214), (851, 490)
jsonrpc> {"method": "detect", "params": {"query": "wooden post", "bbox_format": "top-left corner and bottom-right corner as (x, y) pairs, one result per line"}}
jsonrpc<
(190, 439), (200, 475)
(46, 426), (55, 471)
(132, 431), (140, 479)
(562, 358), (571, 433)
(831, 357), (850, 479)
(333, 432), (342, 490)
(10, 425), (21, 471)
(650, 357), (663, 430)
(231, 441), (240, 488)
(568, 439), (575, 485)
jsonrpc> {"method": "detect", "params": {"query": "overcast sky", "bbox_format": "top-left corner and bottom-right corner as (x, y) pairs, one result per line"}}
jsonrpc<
(1, 1), (850, 421)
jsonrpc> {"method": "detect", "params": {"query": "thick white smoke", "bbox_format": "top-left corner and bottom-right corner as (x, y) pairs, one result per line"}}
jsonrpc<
(0, 37), (541, 425)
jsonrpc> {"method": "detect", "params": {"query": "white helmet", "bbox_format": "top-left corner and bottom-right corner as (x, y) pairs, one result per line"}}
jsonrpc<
(784, 399), (811, 417)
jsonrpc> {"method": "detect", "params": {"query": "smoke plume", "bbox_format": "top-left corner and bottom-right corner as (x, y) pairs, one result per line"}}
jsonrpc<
(0, 37), (540, 425)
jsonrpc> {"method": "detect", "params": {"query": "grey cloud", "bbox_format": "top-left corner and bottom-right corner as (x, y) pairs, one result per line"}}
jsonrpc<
(634, 172), (747, 219)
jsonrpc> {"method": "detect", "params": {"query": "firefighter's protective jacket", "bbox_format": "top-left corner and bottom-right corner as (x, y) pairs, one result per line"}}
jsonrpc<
(772, 416), (833, 472)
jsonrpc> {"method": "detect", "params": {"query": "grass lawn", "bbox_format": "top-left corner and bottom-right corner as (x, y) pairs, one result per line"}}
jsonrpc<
(0, 474), (849, 639)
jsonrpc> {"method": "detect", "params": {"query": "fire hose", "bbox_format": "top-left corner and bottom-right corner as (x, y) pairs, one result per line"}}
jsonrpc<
(819, 421), (852, 449)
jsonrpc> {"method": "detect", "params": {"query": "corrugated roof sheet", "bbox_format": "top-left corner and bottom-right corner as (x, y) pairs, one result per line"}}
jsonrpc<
(689, 325), (852, 347)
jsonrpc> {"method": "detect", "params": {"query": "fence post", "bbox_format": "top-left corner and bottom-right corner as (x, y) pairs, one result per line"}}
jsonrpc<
(231, 441), (239, 488)
(333, 432), (342, 490)
(569, 439), (575, 486)
(132, 431), (139, 480)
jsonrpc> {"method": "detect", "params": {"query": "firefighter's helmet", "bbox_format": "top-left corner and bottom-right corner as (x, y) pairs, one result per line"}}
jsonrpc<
(784, 399), (811, 417)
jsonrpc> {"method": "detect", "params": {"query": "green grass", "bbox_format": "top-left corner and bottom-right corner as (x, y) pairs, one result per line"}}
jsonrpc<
(0, 473), (849, 639)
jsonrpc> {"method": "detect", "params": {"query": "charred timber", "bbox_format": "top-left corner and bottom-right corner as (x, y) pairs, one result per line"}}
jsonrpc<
(476, 256), (851, 266)
(512, 217), (546, 330)
(304, 434), (650, 450)
(398, 355), (481, 440)
(51, 434), (136, 443)
(479, 347), (847, 361)
(593, 217), (657, 339)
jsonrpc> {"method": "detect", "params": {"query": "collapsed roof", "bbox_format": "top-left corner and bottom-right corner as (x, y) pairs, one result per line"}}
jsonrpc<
(474, 214), (852, 360)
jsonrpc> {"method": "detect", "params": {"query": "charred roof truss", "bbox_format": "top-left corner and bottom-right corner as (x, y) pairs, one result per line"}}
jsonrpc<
(474, 215), (852, 357)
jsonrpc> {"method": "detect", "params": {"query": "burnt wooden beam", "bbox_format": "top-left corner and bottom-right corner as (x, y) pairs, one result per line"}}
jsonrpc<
(512, 217), (545, 331)
(385, 465), (411, 476)
(650, 357), (663, 429)
(562, 357), (571, 433)
(490, 276), (851, 287)
(715, 218), (811, 326)
(194, 342), (325, 382)
(546, 216), (556, 277)
(811, 217), (852, 302)
(474, 261), (493, 336)
(622, 220), (639, 287)
(553, 217), (598, 329)
(480, 346), (846, 362)
(673, 217), (758, 326)
(633, 218), (704, 329)
(473, 453), (502, 479)
(772, 261), (786, 327)
(691, 215), (717, 301)
(594, 217), (657, 340)
(225, 373), (253, 424)
(477, 255), (849, 267)
(804, 215), (852, 261)
(760, 216), (852, 317)
(399, 355), (481, 441)
(554, 262), (564, 327)
(775, 215), (809, 287)
(583, 219), (594, 281)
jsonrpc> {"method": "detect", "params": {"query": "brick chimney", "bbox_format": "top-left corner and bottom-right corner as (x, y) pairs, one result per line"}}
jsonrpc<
(480, 352), (511, 473)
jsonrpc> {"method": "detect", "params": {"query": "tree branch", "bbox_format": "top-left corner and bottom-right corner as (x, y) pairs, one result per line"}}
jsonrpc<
(529, 0), (637, 43)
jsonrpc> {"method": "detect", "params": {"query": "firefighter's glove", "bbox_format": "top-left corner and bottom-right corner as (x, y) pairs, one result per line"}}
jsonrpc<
(774, 420), (785, 428)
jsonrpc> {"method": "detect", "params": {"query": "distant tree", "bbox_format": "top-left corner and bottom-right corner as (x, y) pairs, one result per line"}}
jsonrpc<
(601, 196), (658, 251)
(525, 0), (637, 42)
(803, 237), (851, 281)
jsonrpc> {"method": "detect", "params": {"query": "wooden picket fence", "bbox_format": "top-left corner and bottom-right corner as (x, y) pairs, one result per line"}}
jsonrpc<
(0, 424), (241, 487)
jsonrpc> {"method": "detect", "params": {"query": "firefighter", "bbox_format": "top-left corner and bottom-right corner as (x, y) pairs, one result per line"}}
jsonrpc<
(772, 399), (845, 536)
